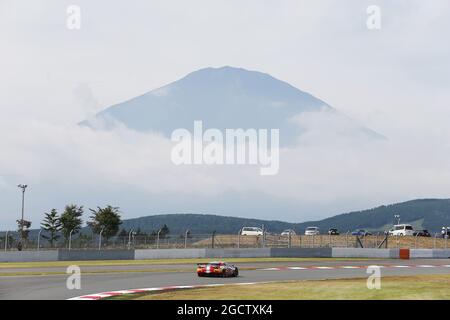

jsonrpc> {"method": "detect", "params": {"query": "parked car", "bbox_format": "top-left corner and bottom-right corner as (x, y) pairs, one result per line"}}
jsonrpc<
(305, 227), (320, 236)
(413, 229), (431, 237)
(197, 261), (239, 277)
(388, 224), (414, 236)
(240, 227), (263, 236)
(281, 229), (296, 236)
(441, 227), (450, 238)
(327, 228), (339, 235)
(351, 229), (371, 236)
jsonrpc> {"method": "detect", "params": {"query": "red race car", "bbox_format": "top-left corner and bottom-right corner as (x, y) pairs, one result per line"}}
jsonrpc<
(197, 261), (239, 277)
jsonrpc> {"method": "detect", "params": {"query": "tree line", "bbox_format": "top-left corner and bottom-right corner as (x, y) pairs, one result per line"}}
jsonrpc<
(5, 204), (173, 248)
(39, 204), (122, 247)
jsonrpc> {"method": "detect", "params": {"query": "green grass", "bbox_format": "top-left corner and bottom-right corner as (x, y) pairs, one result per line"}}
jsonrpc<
(0, 257), (378, 269)
(129, 275), (450, 300)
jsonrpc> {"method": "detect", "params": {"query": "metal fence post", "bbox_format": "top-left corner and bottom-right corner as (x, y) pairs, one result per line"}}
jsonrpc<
(288, 232), (292, 248)
(414, 232), (419, 249)
(346, 231), (349, 247)
(157, 229), (161, 249)
(69, 229), (74, 251)
(237, 229), (241, 248)
(37, 229), (43, 251)
(434, 233), (437, 249)
(128, 229), (134, 250)
(312, 235), (315, 248)
(185, 229), (190, 249)
(4, 231), (8, 251)
(211, 231), (216, 249)
(99, 228), (104, 251)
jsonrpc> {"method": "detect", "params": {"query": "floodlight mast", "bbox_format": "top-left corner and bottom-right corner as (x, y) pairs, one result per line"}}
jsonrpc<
(17, 184), (28, 242)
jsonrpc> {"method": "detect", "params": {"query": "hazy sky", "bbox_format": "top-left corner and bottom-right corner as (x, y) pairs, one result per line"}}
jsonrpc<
(1, 1), (450, 229)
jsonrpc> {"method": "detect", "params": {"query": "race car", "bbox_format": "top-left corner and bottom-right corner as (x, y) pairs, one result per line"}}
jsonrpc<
(197, 261), (239, 277)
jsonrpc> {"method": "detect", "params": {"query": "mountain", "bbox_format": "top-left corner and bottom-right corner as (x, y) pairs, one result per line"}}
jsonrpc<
(117, 199), (450, 235)
(295, 199), (450, 233)
(81, 66), (382, 144)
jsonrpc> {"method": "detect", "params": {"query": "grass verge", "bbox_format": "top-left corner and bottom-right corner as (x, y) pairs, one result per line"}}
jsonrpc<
(125, 275), (450, 300)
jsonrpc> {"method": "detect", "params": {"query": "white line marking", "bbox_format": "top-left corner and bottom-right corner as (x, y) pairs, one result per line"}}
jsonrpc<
(416, 265), (435, 268)
(392, 265), (410, 268)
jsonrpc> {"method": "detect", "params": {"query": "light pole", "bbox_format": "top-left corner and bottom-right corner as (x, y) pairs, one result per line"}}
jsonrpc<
(17, 184), (28, 241)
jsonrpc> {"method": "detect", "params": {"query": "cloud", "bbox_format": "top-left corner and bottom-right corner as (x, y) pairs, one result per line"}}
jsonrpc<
(1, 0), (450, 228)
(2, 103), (450, 228)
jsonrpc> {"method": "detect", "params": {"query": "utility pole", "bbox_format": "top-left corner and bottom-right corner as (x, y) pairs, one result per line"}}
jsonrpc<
(17, 184), (28, 242)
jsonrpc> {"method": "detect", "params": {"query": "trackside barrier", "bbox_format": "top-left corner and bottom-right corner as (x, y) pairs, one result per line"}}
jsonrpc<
(399, 248), (410, 259)
(135, 248), (206, 259)
(1, 248), (450, 262)
(58, 249), (134, 261)
(410, 249), (450, 259)
(332, 248), (400, 258)
(0, 250), (58, 262)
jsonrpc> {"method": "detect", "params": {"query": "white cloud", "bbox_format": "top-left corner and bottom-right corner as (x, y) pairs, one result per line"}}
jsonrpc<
(1, 0), (450, 228)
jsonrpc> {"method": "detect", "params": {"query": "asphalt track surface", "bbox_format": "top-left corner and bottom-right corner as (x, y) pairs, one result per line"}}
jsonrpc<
(0, 259), (449, 300)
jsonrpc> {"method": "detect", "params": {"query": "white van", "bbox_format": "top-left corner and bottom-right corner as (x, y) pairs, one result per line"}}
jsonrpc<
(389, 224), (414, 236)
(241, 227), (263, 236)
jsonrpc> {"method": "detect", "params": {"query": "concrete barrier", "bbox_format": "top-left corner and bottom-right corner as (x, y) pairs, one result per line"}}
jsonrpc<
(271, 248), (332, 258)
(332, 248), (400, 258)
(135, 249), (206, 260)
(205, 248), (271, 258)
(1, 248), (448, 262)
(58, 249), (134, 261)
(410, 249), (450, 259)
(0, 250), (58, 262)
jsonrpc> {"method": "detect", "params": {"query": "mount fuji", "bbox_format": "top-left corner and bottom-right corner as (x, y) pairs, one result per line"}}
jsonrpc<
(82, 66), (383, 144)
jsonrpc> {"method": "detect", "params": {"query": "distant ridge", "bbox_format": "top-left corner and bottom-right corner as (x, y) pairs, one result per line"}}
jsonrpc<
(118, 199), (450, 235)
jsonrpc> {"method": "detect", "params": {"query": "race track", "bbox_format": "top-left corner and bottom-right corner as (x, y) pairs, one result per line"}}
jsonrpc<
(1, 259), (449, 300)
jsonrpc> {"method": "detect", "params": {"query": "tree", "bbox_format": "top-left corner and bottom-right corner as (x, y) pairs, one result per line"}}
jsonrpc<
(160, 224), (170, 239)
(41, 209), (62, 247)
(17, 219), (32, 241)
(88, 206), (122, 240)
(60, 204), (83, 243)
